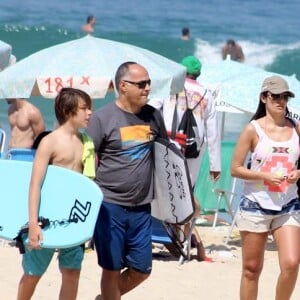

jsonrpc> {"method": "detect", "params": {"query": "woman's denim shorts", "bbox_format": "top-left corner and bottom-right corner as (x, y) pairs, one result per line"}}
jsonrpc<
(236, 197), (300, 232)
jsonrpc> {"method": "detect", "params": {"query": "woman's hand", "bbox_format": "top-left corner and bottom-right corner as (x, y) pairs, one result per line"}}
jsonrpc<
(264, 173), (286, 186)
(285, 170), (299, 184)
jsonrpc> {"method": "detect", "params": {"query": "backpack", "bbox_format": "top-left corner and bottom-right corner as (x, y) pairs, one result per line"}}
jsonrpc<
(169, 89), (207, 158)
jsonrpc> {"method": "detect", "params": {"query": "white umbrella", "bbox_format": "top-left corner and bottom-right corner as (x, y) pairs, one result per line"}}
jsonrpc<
(0, 35), (186, 99)
(200, 58), (264, 114)
(0, 40), (15, 71)
(200, 60), (300, 138)
(199, 59), (254, 138)
(219, 71), (300, 119)
(201, 58), (261, 85)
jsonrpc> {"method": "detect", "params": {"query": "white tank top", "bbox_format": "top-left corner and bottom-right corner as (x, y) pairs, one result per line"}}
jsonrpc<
(244, 120), (299, 210)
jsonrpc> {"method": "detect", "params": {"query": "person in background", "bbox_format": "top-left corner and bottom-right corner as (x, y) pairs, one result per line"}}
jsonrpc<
(81, 15), (96, 34)
(87, 61), (168, 300)
(222, 39), (245, 62)
(6, 98), (45, 148)
(148, 55), (221, 261)
(16, 88), (94, 300)
(181, 27), (190, 40)
(231, 75), (300, 300)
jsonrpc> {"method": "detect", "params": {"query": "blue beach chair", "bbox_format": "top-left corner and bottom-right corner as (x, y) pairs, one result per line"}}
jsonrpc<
(5, 148), (36, 161)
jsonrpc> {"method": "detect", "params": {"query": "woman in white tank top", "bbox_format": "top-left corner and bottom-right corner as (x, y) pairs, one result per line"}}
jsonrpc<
(231, 75), (300, 300)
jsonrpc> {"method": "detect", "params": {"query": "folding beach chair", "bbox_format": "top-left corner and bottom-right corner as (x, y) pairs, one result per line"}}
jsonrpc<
(0, 128), (6, 158)
(151, 216), (197, 264)
(194, 141), (237, 228)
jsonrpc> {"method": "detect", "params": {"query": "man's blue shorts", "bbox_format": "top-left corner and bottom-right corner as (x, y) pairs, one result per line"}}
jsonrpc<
(93, 201), (152, 274)
(22, 245), (84, 276)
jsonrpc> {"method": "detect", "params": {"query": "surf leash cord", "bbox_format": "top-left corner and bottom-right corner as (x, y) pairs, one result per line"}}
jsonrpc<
(13, 216), (79, 254)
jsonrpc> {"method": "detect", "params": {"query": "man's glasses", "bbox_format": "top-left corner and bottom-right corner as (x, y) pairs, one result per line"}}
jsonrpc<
(268, 92), (290, 102)
(123, 79), (151, 89)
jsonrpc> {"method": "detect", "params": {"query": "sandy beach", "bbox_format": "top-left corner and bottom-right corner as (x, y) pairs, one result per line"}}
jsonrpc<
(1, 224), (300, 300)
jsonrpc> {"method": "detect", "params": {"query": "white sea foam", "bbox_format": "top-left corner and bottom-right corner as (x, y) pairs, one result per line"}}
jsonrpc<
(194, 38), (300, 69)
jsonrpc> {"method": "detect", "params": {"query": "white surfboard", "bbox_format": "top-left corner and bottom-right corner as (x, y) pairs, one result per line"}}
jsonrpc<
(0, 159), (102, 249)
(152, 138), (194, 224)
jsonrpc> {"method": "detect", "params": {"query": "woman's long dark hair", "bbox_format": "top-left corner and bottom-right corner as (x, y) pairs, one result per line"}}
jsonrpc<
(250, 91), (290, 121)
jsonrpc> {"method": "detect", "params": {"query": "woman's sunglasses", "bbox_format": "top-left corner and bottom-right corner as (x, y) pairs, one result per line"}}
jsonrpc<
(268, 92), (290, 102)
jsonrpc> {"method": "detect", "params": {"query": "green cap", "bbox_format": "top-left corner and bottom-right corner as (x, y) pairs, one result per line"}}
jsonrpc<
(180, 56), (202, 75)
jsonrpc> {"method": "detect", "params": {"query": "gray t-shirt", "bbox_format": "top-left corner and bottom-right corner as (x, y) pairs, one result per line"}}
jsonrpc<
(87, 102), (167, 206)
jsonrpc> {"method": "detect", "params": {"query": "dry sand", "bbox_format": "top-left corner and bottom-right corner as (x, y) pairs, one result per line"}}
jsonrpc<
(1, 224), (300, 299)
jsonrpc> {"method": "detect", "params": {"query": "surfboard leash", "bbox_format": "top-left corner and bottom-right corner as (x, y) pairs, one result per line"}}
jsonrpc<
(13, 216), (80, 254)
(14, 217), (50, 254)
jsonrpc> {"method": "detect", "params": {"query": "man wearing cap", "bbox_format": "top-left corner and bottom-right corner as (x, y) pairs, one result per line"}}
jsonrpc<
(148, 55), (221, 261)
(231, 75), (300, 300)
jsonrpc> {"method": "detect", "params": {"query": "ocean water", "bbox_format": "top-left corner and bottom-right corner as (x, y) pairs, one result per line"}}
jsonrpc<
(0, 0), (300, 139)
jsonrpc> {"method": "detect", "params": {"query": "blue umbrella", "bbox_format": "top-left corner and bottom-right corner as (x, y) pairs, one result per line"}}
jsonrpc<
(0, 35), (186, 99)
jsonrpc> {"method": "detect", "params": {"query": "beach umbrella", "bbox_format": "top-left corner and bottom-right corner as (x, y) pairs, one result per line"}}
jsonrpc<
(219, 71), (300, 119)
(0, 40), (15, 71)
(201, 58), (261, 86)
(199, 59), (257, 138)
(200, 60), (300, 138)
(200, 58), (265, 114)
(0, 35), (186, 99)
(200, 58), (300, 117)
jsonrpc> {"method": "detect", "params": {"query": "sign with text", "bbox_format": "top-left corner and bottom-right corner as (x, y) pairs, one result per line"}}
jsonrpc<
(37, 76), (112, 99)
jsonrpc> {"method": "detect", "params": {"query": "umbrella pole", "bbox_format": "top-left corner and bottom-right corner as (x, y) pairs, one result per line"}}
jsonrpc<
(221, 112), (225, 140)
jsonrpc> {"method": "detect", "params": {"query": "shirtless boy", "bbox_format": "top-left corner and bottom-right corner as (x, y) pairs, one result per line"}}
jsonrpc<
(7, 98), (45, 148)
(16, 88), (93, 300)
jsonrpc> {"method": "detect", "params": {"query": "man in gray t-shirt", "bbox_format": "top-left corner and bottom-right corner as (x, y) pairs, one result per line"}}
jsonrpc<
(87, 61), (167, 300)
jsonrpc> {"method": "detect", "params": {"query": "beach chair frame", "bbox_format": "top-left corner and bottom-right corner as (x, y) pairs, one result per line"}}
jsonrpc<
(151, 216), (196, 264)
(195, 141), (237, 228)
(0, 128), (6, 158)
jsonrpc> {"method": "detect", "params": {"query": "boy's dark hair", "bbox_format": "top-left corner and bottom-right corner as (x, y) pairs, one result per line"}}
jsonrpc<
(55, 88), (92, 125)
